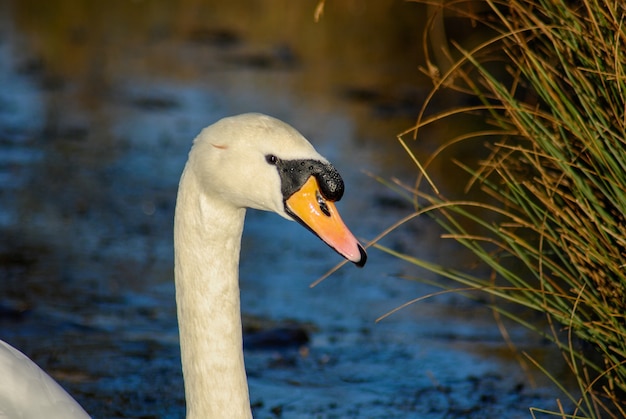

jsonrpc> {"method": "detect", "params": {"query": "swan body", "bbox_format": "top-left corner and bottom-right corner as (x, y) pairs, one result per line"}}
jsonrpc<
(0, 113), (366, 418)
(0, 340), (89, 418)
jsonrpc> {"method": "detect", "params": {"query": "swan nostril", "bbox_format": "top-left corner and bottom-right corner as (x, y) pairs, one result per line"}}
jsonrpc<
(316, 191), (331, 217)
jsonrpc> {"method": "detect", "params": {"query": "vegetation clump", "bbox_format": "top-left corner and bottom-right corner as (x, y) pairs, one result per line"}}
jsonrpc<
(384, 1), (626, 417)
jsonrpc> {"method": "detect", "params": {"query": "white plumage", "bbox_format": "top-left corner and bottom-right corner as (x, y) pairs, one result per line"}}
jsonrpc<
(0, 113), (365, 418)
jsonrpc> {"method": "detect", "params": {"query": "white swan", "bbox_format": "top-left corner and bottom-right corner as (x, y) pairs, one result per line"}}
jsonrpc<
(0, 113), (366, 418)
(0, 339), (89, 418)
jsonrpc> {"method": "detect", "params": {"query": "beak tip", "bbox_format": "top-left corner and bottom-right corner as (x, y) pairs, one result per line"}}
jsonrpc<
(352, 244), (367, 268)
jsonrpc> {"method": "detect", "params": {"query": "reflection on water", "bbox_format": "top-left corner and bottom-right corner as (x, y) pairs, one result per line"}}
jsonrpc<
(0, 1), (568, 417)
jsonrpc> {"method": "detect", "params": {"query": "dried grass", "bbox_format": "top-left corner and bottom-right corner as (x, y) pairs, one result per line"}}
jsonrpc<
(378, 1), (626, 417)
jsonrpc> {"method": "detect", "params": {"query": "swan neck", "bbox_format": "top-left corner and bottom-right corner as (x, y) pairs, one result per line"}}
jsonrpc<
(174, 168), (252, 418)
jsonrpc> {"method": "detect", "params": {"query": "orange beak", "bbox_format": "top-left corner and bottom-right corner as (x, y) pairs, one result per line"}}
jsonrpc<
(285, 176), (366, 267)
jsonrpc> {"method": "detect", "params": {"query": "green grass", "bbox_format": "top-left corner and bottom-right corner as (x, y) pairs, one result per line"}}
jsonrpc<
(376, 1), (626, 417)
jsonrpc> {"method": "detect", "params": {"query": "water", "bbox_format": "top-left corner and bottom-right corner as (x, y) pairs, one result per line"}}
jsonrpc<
(0, 1), (569, 417)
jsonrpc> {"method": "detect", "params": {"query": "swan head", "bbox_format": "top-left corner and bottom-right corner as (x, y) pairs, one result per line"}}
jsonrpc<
(187, 113), (366, 266)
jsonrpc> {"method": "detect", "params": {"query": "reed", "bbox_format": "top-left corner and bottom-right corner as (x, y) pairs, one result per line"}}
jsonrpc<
(379, 1), (626, 417)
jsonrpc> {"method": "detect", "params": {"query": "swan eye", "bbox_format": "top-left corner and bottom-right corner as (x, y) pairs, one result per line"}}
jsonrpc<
(265, 154), (278, 165)
(316, 191), (331, 217)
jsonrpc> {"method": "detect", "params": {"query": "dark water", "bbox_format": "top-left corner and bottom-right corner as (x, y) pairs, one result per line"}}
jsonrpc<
(0, 1), (570, 418)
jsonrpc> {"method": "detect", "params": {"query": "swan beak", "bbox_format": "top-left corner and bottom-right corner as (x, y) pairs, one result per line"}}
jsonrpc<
(285, 176), (367, 267)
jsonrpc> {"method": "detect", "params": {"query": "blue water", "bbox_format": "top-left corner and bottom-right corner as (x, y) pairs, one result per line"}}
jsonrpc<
(0, 1), (569, 417)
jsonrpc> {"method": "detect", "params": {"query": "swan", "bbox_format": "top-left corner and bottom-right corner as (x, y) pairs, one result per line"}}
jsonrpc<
(0, 339), (89, 418)
(0, 113), (366, 418)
